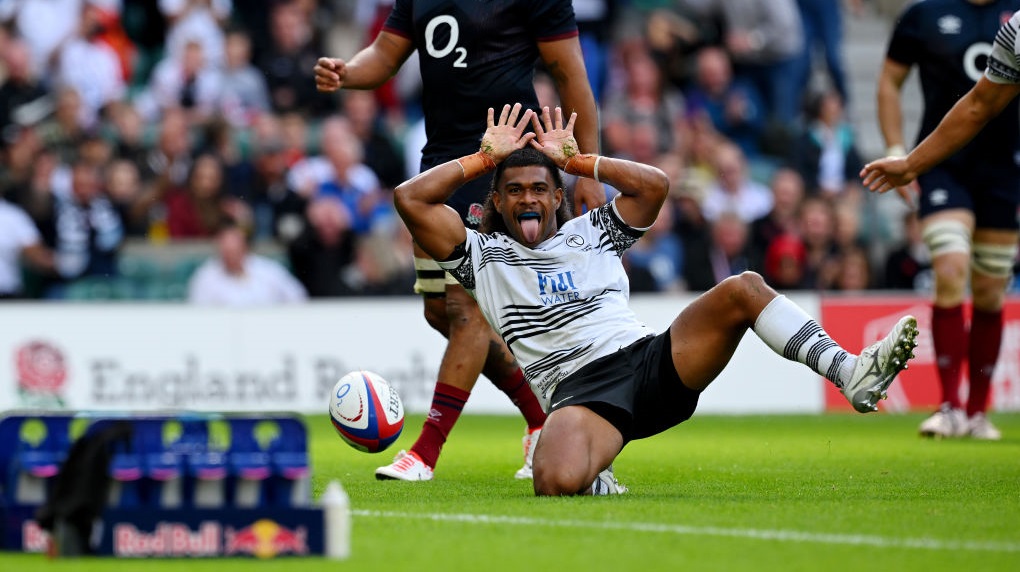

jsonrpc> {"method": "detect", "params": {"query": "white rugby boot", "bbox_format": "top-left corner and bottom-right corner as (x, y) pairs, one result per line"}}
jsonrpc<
(375, 450), (434, 481)
(591, 464), (627, 495)
(966, 413), (1002, 441)
(841, 316), (919, 413)
(514, 428), (541, 480)
(918, 404), (967, 439)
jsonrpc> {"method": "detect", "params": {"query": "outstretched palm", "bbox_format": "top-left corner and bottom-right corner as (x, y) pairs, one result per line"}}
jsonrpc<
(530, 106), (579, 168)
(479, 103), (535, 163)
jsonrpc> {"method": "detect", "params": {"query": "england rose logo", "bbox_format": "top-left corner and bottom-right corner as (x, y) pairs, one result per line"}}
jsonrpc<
(15, 341), (67, 407)
(466, 203), (484, 227)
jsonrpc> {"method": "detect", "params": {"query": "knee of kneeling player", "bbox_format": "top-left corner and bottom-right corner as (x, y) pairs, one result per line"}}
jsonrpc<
(533, 462), (593, 496)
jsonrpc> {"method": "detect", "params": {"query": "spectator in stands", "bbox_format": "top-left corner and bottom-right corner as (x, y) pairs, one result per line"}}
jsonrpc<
(796, 195), (838, 289)
(219, 26), (271, 128)
(0, 193), (53, 299)
(763, 232), (808, 290)
(831, 197), (867, 256)
(53, 1), (127, 128)
(685, 46), (765, 158)
(706, 210), (761, 285)
(286, 116), (384, 235)
(0, 126), (44, 208)
(200, 117), (257, 206)
(700, 142), (773, 224)
(278, 111), (310, 168)
(187, 217), (307, 306)
(139, 107), (193, 201)
(829, 246), (873, 291)
(794, 0), (853, 104)
(287, 196), (357, 297)
(105, 102), (148, 169)
(883, 210), (932, 292)
(104, 158), (148, 237)
(258, 0), (334, 116)
(342, 89), (405, 190)
(0, 37), (48, 138)
(625, 199), (685, 293)
(790, 88), (862, 196)
(165, 153), (231, 238)
(643, 3), (722, 90)
(352, 215), (417, 296)
(602, 49), (686, 159)
(35, 87), (89, 165)
(708, 0), (804, 126)
(161, 0), (230, 67)
(141, 38), (223, 126)
(248, 115), (302, 239)
(35, 158), (124, 297)
(750, 168), (806, 263)
(0, 0), (81, 78)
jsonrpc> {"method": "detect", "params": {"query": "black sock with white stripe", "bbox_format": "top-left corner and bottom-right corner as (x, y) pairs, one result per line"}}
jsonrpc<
(752, 295), (857, 388)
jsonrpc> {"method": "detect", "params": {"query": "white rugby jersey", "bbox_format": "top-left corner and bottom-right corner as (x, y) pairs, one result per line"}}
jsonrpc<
(987, 10), (1020, 85)
(438, 200), (656, 410)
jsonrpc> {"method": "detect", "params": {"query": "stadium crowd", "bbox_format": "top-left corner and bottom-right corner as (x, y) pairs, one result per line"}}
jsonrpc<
(0, 0), (1012, 302)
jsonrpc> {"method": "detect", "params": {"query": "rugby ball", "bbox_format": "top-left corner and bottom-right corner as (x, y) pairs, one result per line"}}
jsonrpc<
(329, 370), (404, 453)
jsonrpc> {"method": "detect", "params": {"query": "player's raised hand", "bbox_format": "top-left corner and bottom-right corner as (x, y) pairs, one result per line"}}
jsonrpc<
(479, 103), (535, 163)
(859, 156), (920, 208)
(529, 106), (578, 168)
(314, 57), (347, 92)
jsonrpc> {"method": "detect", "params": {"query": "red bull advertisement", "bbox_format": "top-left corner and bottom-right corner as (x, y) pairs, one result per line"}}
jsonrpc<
(98, 508), (323, 558)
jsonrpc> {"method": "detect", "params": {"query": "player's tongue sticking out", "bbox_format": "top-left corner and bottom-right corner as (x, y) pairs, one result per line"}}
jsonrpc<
(519, 213), (541, 243)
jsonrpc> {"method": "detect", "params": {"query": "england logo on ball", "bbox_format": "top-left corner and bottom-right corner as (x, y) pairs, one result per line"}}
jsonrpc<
(329, 370), (404, 453)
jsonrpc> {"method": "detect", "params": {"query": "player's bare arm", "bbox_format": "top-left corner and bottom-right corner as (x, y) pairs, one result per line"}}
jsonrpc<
(876, 59), (911, 156)
(537, 37), (606, 216)
(530, 106), (667, 230)
(314, 31), (414, 92)
(395, 104), (536, 260)
(862, 77), (1020, 193)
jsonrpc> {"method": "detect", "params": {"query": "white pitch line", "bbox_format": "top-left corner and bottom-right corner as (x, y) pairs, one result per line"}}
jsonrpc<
(353, 509), (1020, 553)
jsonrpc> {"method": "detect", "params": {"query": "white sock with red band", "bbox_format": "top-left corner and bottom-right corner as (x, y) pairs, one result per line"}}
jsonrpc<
(753, 295), (857, 387)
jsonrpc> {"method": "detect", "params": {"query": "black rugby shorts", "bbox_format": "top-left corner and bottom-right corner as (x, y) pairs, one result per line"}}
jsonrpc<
(548, 330), (701, 443)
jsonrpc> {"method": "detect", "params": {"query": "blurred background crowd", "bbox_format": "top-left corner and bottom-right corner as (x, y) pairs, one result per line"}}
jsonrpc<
(0, 0), (1011, 303)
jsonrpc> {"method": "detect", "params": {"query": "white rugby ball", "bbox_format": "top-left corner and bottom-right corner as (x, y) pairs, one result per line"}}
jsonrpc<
(329, 370), (404, 453)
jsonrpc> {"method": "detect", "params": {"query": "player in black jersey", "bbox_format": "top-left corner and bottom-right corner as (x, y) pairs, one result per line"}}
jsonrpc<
(872, 0), (1019, 440)
(313, 0), (603, 481)
(392, 104), (918, 495)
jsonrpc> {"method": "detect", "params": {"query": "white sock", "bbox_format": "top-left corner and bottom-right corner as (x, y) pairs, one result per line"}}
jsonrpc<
(753, 296), (857, 387)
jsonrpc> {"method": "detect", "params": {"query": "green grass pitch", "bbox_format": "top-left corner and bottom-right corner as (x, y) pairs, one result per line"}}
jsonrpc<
(6, 412), (1019, 571)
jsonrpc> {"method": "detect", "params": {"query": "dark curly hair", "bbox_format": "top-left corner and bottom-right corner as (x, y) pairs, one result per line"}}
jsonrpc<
(479, 148), (573, 234)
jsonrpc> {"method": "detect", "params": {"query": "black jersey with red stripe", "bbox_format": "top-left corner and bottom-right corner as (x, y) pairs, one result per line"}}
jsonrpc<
(887, 0), (1020, 168)
(384, 0), (578, 166)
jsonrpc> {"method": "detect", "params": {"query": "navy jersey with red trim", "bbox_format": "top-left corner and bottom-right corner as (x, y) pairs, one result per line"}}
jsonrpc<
(384, 0), (578, 166)
(887, 0), (1020, 168)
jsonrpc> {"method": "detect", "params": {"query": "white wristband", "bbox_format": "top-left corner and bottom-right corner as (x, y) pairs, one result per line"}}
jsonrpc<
(885, 144), (906, 158)
(593, 155), (602, 183)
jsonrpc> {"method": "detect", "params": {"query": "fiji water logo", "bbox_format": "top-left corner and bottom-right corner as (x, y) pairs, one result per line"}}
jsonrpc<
(537, 271), (579, 305)
(14, 340), (67, 408)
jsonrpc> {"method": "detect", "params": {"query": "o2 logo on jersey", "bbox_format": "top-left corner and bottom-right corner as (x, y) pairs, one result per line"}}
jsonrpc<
(425, 15), (468, 68)
(963, 42), (993, 82)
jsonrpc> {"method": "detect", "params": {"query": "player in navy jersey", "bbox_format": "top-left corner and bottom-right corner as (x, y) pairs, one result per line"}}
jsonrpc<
(872, 1), (1020, 440)
(313, 0), (603, 481)
(392, 103), (918, 495)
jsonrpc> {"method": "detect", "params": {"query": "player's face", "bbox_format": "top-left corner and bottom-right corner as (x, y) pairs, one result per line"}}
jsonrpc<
(494, 165), (563, 247)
